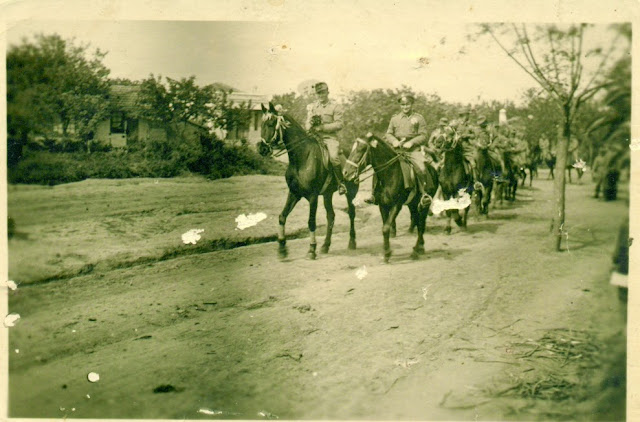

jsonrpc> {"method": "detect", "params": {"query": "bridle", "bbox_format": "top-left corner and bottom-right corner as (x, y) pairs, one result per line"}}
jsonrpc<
(260, 112), (291, 157)
(344, 136), (404, 182)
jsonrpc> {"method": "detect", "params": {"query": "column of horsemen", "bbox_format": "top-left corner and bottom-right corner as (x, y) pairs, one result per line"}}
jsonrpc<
(305, 82), (530, 209)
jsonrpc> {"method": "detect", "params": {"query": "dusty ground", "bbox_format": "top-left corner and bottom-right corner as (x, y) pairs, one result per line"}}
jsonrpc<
(8, 171), (629, 420)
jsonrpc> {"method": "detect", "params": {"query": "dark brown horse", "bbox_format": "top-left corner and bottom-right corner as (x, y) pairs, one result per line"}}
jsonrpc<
(259, 102), (358, 259)
(434, 132), (473, 234)
(343, 134), (438, 263)
(472, 144), (499, 216)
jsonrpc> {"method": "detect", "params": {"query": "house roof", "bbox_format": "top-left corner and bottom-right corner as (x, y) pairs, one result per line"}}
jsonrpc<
(109, 85), (141, 114)
(108, 84), (269, 115)
(228, 92), (270, 111)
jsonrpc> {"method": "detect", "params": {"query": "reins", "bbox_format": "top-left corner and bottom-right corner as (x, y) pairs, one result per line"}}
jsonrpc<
(346, 137), (404, 183)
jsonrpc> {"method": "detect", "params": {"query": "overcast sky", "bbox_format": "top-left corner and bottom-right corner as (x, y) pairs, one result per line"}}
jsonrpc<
(6, 18), (625, 105)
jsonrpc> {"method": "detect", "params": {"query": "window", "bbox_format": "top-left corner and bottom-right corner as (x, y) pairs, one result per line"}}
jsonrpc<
(110, 112), (126, 134)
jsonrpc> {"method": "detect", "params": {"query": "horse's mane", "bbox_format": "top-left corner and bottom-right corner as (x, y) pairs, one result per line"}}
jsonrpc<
(367, 134), (398, 156)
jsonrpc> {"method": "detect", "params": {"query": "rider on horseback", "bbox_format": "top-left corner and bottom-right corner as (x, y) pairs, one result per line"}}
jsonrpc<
(475, 116), (507, 177)
(384, 94), (433, 208)
(305, 82), (347, 195)
(450, 107), (479, 182)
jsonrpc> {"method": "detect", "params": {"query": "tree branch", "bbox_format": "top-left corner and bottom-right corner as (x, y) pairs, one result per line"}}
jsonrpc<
(517, 24), (565, 100)
(485, 25), (551, 93)
(547, 29), (562, 88)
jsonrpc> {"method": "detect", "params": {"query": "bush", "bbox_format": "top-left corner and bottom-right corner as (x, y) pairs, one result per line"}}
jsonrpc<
(8, 140), (283, 185)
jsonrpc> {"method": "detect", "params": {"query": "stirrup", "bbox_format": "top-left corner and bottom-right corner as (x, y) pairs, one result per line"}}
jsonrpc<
(419, 193), (433, 208)
(338, 183), (347, 195)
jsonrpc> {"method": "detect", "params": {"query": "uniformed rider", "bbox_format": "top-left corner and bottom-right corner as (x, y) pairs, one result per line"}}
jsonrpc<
(451, 107), (479, 181)
(475, 116), (507, 176)
(305, 82), (347, 195)
(385, 94), (432, 208)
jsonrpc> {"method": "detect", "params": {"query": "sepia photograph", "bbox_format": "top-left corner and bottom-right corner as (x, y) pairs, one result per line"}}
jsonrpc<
(3, 1), (637, 420)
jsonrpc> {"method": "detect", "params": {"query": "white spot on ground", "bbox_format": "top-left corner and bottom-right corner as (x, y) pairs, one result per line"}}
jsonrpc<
(15, 349), (19, 354)
(7, 280), (18, 290)
(355, 265), (368, 280)
(422, 284), (432, 301)
(395, 358), (420, 368)
(198, 408), (223, 416)
(4, 313), (20, 327)
(87, 372), (100, 382)
(86, 394), (91, 399)
(313, 372), (318, 377)
(572, 159), (587, 170)
(235, 212), (267, 230)
(630, 139), (640, 151)
(258, 410), (279, 419)
(431, 191), (471, 215)
(182, 229), (204, 245)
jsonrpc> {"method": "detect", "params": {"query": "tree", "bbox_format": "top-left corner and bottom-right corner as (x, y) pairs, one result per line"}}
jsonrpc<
(479, 23), (630, 250)
(7, 33), (111, 164)
(137, 75), (231, 138)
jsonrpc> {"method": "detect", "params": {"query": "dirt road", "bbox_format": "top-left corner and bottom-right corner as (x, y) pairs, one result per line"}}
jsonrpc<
(8, 174), (628, 420)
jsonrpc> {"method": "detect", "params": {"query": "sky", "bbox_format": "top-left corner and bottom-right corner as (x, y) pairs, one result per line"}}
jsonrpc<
(5, 19), (627, 106)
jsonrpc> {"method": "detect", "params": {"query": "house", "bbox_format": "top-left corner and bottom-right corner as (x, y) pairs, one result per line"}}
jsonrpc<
(218, 91), (270, 145)
(93, 85), (163, 148)
(95, 85), (268, 148)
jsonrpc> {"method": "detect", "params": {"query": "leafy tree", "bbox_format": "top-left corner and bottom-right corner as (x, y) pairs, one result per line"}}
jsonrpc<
(271, 91), (310, 124)
(479, 23), (630, 250)
(7, 33), (111, 164)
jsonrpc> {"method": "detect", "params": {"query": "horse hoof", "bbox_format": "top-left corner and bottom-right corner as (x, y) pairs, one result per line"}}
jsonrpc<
(413, 246), (425, 255)
(307, 252), (317, 260)
(320, 245), (330, 254)
(278, 249), (288, 260)
(410, 250), (421, 260)
(445, 227), (452, 235)
(348, 240), (356, 250)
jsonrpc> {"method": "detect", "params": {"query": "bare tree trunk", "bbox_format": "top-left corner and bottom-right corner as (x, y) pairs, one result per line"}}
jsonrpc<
(550, 116), (571, 251)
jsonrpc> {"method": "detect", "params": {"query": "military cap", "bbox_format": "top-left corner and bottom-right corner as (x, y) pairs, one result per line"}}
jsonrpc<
(398, 94), (415, 104)
(476, 115), (488, 127)
(439, 117), (449, 126)
(458, 106), (472, 116)
(314, 82), (329, 93)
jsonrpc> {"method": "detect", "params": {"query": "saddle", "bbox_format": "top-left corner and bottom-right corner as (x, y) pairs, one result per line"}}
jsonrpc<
(308, 130), (332, 171)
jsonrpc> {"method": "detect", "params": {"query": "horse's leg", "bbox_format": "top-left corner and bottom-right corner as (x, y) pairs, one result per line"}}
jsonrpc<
(382, 203), (402, 263)
(306, 195), (320, 260)
(320, 192), (336, 254)
(445, 209), (453, 235)
(345, 184), (357, 250)
(391, 219), (397, 238)
(278, 191), (301, 259)
(411, 204), (426, 259)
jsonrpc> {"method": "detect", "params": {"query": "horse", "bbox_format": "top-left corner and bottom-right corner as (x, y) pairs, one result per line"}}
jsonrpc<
(343, 134), (438, 263)
(472, 144), (499, 216)
(519, 145), (541, 188)
(495, 151), (519, 203)
(434, 131), (473, 234)
(258, 102), (359, 260)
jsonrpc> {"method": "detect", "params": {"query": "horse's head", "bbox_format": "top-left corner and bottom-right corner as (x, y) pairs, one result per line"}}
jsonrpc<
(258, 102), (288, 156)
(435, 126), (460, 152)
(343, 133), (376, 182)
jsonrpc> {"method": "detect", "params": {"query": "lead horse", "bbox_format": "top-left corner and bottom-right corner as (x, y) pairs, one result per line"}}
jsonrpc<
(343, 134), (438, 263)
(259, 102), (359, 260)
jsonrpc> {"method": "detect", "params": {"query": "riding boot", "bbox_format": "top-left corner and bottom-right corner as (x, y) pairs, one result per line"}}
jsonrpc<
(364, 174), (378, 205)
(332, 164), (347, 195)
(415, 171), (432, 210)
